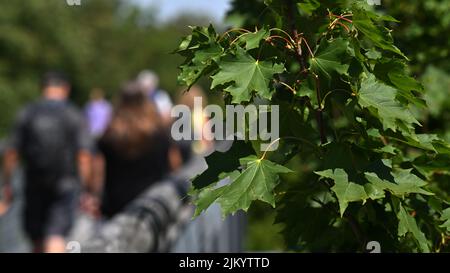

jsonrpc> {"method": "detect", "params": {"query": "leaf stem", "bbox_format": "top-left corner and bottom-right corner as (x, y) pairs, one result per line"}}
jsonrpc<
(335, 21), (351, 33)
(277, 81), (297, 95)
(286, 0), (308, 71)
(331, 14), (353, 23)
(328, 12), (353, 32)
(219, 28), (251, 42)
(287, 0), (325, 145)
(320, 88), (353, 108)
(300, 37), (315, 58)
(260, 136), (317, 161)
(269, 28), (297, 45)
(260, 137), (281, 160)
(267, 35), (296, 49)
(230, 32), (249, 46)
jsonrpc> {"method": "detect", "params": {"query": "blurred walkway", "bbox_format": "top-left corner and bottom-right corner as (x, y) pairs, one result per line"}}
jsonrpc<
(0, 141), (246, 253)
(0, 167), (30, 252)
(170, 153), (246, 253)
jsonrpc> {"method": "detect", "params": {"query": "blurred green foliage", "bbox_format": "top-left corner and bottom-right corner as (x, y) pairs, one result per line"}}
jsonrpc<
(380, 0), (450, 139)
(245, 203), (285, 251)
(381, 0), (450, 73)
(0, 0), (213, 136)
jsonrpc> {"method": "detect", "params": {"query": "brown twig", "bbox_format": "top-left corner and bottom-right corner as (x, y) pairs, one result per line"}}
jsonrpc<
(313, 73), (327, 144)
(286, 0), (326, 145)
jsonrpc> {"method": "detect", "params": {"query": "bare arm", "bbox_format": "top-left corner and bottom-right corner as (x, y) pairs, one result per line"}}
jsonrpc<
(89, 152), (105, 196)
(0, 149), (18, 214)
(78, 150), (94, 193)
(168, 145), (183, 172)
(78, 150), (104, 218)
(1, 107), (27, 215)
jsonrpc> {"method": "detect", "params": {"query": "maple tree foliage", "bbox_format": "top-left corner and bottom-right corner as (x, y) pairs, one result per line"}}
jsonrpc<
(176, 0), (450, 252)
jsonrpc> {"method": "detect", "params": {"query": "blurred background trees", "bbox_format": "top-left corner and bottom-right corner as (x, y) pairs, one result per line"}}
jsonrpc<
(381, 0), (450, 140)
(0, 0), (213, 136)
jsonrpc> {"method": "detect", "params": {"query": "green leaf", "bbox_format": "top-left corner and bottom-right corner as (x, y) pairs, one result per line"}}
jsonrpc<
(193, 184), (227, 217)
(178, 44), (223, 88)
(373, 59), (425, 107)
(413, 154), (450, 180)
(390, 133), (450, 154)
(365, 48), (382, 60)
(315, 169), (379, 217)
(297, 0), (320, 16)
(397, 204), (430, 252)
(217, 155), (292, 214)
(192, 170), (240, 217)
(192, 44), (223, 64)
(353, 8), (407, 59)
(193, 155), (292, 217)
(309, 38), (349, 81)
(388, 64), (424, 94)
(376, 14), (400, 23)
(239, 28), (269, 50)
(375, 145), (397, 155)
(176, 24), (218, 53)
(365, 169), (433, 197)
(192, 141), (254, 189)
(177, 25), (223, 89)
(405, 134), (440, 152)
(357, 74), (420, 133)
(359, 5), (400, 23)
(440, 208), (450, 232)
(211, 47), (285, 103)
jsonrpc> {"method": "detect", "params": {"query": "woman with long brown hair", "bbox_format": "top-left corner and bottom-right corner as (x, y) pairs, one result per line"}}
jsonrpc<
(97, 82), (172, 218)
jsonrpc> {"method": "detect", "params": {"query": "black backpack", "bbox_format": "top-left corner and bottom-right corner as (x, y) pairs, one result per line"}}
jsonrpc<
(22, 102), (74, 175)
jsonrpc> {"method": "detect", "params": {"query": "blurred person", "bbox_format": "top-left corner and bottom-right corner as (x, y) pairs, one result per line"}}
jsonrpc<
(177, 85), (214, 156)
(84, 88), (112, 139)
(0, 71), (93, 253)
(82, 88), (112, 215)
(136, 70), (173, 126)
(96, 82), (180, 219)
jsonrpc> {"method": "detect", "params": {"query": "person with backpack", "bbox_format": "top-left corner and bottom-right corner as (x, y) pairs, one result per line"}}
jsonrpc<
(0, 71), (93, 253)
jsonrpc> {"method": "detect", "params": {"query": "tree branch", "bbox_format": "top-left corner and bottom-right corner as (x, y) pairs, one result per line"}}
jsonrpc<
(313, 73), (327, 144)
(287, 0), (326, 145)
